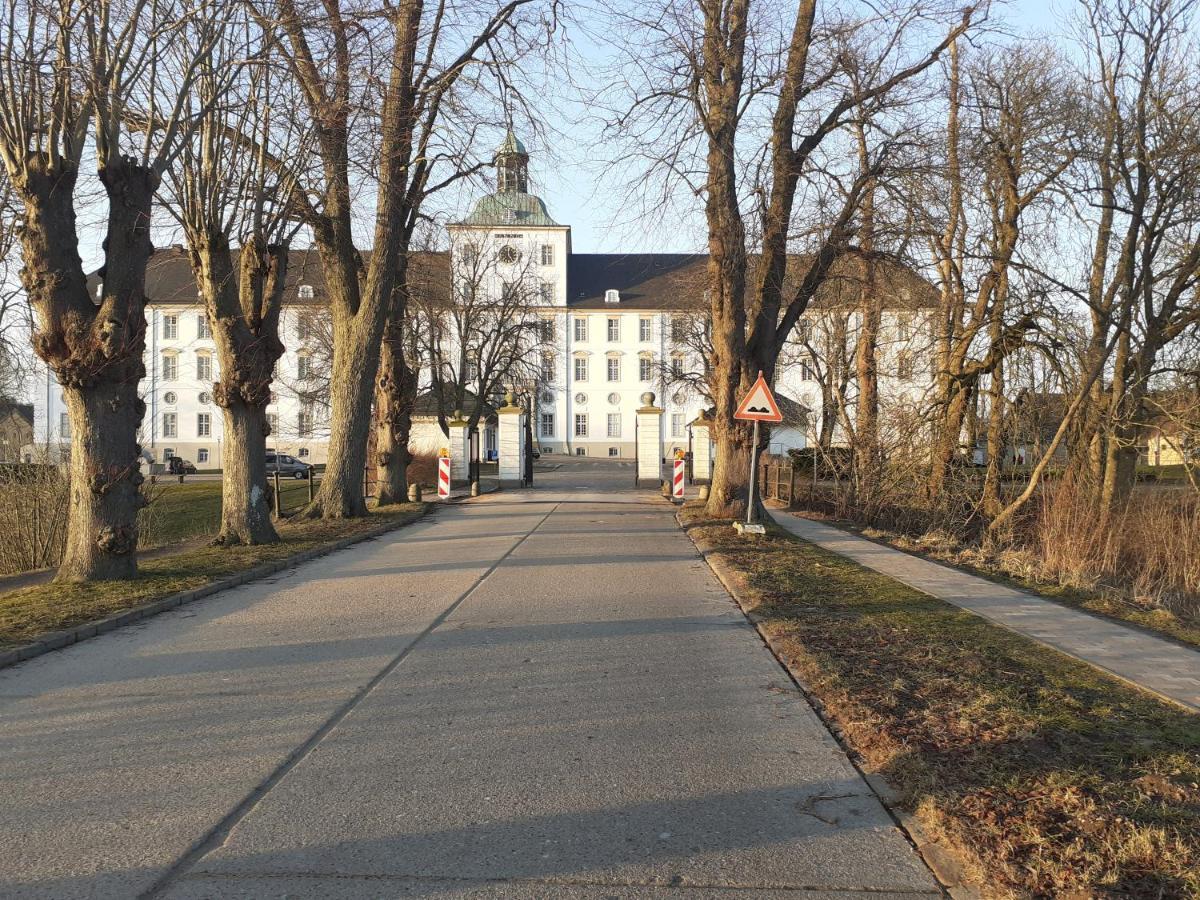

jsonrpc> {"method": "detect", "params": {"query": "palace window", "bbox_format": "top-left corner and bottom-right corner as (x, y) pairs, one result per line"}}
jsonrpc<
(639, 357), (653, 382)
(196, 353), (212, 383)
(607, 317), (620, 341)
(574, 357), (588, 382)
(639, 318), (652, 342)
(162, 412), (177, 439)
(162, 315), (177, 340)
(59, 412), (71, 440)
(671, 413), (685, 438)
(671, 316), (687, 342)
(540, 413), (555, 437)
(800, 359), (816, 381)
(298, 284), (315, 300)
(297, 354), (312, 380)
(197, 316), (211, 339)
(298, 405), (314, 437)
(607, 357), (620, 382)
(574, 413), (588, 437)
(573, 317), (588, 342)
(540, 318), (556, 341)
(897, 351), (913, 380)
(161, 353), (178, 382)
(539, 282), (554, 304)
(541, 354), (556, 382)
(197, 413), (211, 438)
(197, 448), (209, 464)
(670, 355), (684, 376)
(607, 413), (621, 438)
(296, 315), (313, 341)
(266, 413), (278, 435)
(540, 244), (554, 266)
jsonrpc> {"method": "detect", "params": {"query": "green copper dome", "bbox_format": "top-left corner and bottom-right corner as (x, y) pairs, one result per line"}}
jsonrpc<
(461, 191), (559, 226)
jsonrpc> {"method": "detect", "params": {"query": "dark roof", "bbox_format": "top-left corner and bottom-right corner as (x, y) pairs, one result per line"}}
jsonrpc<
(566, 250), (938, 311)
(775, 394), (810, 426)
(412, 387), (496, 420)
(126, 246), (935, 313)
(120, 247), (448, 307)
(0, 401), (33, 425)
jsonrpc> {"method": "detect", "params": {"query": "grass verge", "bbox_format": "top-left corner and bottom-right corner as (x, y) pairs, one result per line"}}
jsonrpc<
(808, 511), (1200, 650)
(0, 502), (426, 651)
(681, 505), (1200, 899)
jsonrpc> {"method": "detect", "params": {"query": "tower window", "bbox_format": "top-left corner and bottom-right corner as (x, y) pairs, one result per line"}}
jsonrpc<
(541, 244), (554, 266)
(605, 289), (620, 304)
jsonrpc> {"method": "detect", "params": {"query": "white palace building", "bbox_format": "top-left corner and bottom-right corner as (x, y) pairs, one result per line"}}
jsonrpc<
(26, 131), (935, 469)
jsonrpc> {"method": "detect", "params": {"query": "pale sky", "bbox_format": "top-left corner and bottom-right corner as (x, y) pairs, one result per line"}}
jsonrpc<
(535, 0), (1072, 253)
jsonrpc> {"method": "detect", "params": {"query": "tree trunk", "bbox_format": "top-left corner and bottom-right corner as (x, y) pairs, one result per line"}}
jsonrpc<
(312, 312), (379, 518)
(374, 319), (419, 505)
(191, 237), (287, 546)
(982, 360), (1005, 519)
(19, 159), (154, 582)
(218, 403), (275, 542)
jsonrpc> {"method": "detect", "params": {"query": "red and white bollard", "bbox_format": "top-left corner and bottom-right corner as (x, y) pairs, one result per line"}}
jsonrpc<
(437, 453), (452, 500)
(672, 454), (685, 501)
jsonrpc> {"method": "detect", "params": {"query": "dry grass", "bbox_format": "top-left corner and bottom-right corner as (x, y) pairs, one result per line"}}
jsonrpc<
(682, 505), (1200, 899)
(798, 476), (1200, 648)
(0, 502), (426, 650)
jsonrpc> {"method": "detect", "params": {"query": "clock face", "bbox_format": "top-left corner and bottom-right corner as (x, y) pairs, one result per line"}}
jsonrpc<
(498, 245), (520, 264)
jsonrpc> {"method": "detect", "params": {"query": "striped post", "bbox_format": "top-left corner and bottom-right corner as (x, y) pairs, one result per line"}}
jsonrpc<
(437, 455), (452, 500)
(672, 456), (685, 501)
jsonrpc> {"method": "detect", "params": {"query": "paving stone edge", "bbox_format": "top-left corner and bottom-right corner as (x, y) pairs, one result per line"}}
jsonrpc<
(0, 504), (433, 674)
(677, 511), (983, 900)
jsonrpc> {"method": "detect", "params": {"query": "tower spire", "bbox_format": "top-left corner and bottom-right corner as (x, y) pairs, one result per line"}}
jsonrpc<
(495, 128), (528, 194)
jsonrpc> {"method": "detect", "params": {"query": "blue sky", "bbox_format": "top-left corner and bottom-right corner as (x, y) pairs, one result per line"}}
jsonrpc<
(531, 0), (1071, 254)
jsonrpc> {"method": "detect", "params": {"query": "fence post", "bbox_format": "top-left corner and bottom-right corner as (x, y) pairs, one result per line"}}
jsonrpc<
(789, 462), (797, 507)
(273, 470), (281, 518)
(307, 471), (315, 504)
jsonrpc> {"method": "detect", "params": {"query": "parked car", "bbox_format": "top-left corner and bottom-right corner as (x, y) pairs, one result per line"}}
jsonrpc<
(166, 456), (197, 475)
(266, 452), (313, 479)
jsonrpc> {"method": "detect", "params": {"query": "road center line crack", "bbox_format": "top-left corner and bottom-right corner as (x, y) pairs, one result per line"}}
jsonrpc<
(140, 502), (560, 900)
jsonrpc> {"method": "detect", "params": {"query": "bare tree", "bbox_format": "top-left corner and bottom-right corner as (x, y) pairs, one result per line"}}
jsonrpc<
(161, 18), (305, 544)
(0, 0), (229, 580)
(415, 232), (547, 432)
(254, 0), (543, 519)
(1066, 0), (1200, 514)
(599, 0), (976, 516)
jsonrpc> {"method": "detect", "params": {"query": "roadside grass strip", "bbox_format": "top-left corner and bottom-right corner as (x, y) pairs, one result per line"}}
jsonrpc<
(841, 517), (1200, 651)
(680, 506), (1200, 899)
(0, 503), (426, 651)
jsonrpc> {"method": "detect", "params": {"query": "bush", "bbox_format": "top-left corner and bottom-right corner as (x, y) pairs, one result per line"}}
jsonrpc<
(0, 467), (70, 575)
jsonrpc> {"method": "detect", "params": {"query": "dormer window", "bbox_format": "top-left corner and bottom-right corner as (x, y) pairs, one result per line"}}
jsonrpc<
(298, 284), (315, 300)
(605, 289), (620, 305)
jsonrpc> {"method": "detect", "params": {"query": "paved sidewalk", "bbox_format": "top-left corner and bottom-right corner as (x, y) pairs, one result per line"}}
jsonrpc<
(0, 462), (940, 899)
(768, 509), (1200, 713)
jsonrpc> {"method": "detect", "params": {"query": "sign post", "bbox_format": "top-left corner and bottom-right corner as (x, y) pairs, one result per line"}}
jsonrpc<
(437, 447), (451, 500)
(672, 449), (686, 501)
(732, 371), (783, 535)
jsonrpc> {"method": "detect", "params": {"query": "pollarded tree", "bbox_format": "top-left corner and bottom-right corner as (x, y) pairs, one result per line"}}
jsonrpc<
(161, 20), (308, 544)
(0, 0), (231, 580)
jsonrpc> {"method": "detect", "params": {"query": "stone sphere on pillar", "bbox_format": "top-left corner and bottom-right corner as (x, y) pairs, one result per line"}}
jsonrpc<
(640, 392), (655, 407)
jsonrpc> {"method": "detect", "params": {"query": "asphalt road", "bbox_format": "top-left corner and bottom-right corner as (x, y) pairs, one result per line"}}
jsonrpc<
(0, 458), (938, 898)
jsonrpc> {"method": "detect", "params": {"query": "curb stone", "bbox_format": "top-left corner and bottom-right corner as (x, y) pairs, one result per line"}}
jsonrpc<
(676, 510), (982, 899)
(0, 504), (432, 674)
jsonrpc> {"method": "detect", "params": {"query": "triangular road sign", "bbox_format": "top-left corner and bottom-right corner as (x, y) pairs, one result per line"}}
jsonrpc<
(734, 372), (784, 423)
